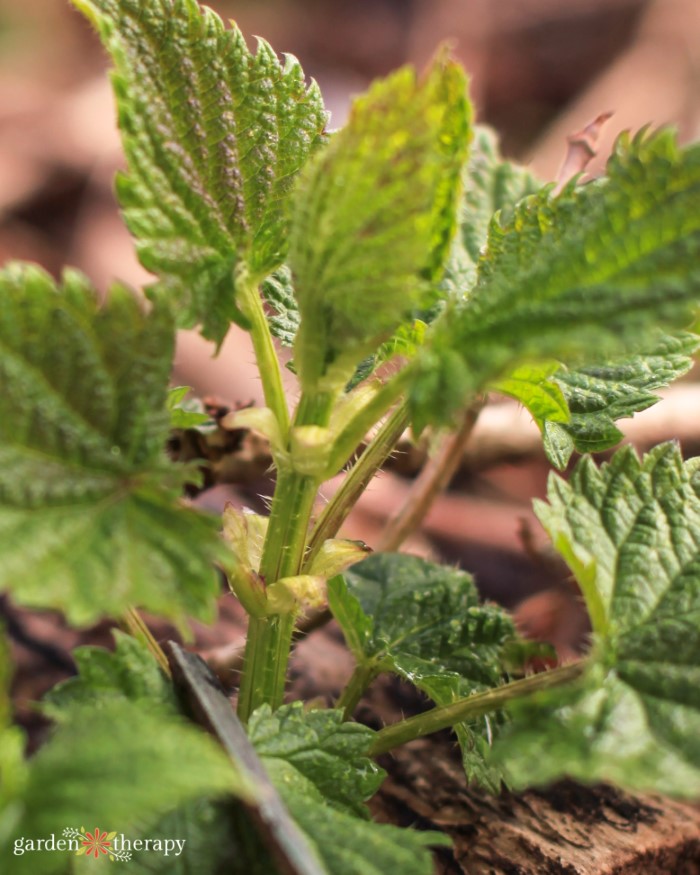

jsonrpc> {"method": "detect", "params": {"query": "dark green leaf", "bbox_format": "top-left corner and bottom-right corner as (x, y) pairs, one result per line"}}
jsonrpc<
(330, 554), (515, 789)
(0, 263), (226, 627)
(495, 444), (700, 797)
(547, 332), (699, 465)
(73, 0), (327, 343)
(291, 56), (471, 391)
(248, 702), (449, 875)
(249, 702), (383, 818)
(280, 788), (449, 875)
(412, 131), (700, 426)
(43, 632), (176, 720)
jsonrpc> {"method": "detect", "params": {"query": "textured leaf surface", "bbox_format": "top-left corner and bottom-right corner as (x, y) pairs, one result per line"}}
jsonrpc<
(412, 131), (700, 426)
(500, 333), (698, 469)
(330, 554), (515, 789)
(249, 702), (383, 817)
(290, 56), (471, 391)
(261, 265), (300, 348)
(43, 632), (175, 719)
(5, 701), (246, 874)
(74, 0), (327, 342)
(495, 444), (700, 797)
(546, 332), (699, 466)
(248, 702), (448, 875)
(0, 263), (225, 626)
(446, 125), (540, 294)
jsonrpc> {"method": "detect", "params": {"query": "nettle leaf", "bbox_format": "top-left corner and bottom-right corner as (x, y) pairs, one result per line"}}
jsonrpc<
(546, 332), (699, 466)
(412, 130), (700, 427)
(447, 125), (540, 293)
(249, 702), (384, 817)
(498, 333), (699, 469)
(330, 554), (515, 789)
(291, 55), (471, 391)
(74, 0), (327, 343)
(43, 632), (176, 720)
(494, 444), (700, 797)
(261, 265), (300, 349)
(0, 263), (226, 627)
(5, 701), (247, 874)
(248, 703), (448, 875)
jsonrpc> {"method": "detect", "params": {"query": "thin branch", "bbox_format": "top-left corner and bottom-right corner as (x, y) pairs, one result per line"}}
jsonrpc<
(376, 400), (484, 553)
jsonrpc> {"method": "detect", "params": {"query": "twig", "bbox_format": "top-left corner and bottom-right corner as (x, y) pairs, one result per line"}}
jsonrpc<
(376, 401), (484, 552)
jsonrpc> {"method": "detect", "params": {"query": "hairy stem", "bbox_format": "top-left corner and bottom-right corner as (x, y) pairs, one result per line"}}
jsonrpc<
(335, 661), (380, 720)
(237, 392), (333, 722)
(238, 277), (290, 437)
(326, 370), (410, 476)
(369, 661), (587, 756)
(305, 403), (410, 569)
(377, 400), (483, 552)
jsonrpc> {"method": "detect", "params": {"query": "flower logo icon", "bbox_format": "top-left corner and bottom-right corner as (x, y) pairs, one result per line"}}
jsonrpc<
(77, 827), (116, 859)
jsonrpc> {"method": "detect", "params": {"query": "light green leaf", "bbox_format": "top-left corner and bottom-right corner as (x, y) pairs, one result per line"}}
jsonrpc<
(42, 631), (176, 720)
(4, 701), (247, 874)
(412, 130), (700, 426)
(291, 55), (471, 391)
(73, 0), (327, 343)
(494, 444), (700, 797)
(167, 386), (212, 429)
(248, 703), (449, 875)
(330, 554), (515, 789)
(249, 702), (383, 818)
(492, 361), (570, 426)
(0, 263), (226, 627)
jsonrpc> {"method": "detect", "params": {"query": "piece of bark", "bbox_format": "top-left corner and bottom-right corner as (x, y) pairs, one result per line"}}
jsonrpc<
(372, 736), (700, 875)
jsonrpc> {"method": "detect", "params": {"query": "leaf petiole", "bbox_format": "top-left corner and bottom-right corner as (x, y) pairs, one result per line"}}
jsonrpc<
(369, 661), (587, 756)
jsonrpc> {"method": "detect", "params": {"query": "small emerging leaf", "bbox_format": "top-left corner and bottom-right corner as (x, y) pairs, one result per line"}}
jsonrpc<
(291, 54), (471, 391)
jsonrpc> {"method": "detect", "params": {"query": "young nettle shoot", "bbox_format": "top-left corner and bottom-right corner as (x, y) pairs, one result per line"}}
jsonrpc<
(2, 1), (700, 873)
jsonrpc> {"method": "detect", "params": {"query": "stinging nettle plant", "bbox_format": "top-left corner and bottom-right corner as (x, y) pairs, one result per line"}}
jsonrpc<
(3, 0), (700, 871)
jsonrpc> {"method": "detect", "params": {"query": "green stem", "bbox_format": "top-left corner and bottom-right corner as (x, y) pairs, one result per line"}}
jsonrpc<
(369, 661), (587, 756)
(335, 662), (380, 719)
(304, 403), (410, 570)
(238, 276), (290, 437)
(326, 370), (410, 478)
(237, 392), (333, 722)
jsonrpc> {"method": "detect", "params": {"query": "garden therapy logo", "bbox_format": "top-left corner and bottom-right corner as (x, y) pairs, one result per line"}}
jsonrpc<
(64, 827), (130, 862)
(12, 827), (186, 860)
